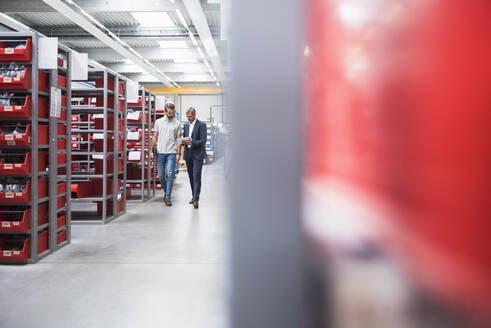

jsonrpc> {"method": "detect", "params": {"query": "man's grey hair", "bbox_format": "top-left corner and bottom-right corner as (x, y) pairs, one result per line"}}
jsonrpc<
(186, 107), (196, 115)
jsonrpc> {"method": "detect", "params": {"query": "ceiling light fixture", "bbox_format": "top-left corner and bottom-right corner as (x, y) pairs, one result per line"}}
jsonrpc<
(131, 12), (174, 28)
(47, 0), (180, 87)
(188, 31), (199, 47)
(197, 47), (205, 59)
(176, 8), (189, 29)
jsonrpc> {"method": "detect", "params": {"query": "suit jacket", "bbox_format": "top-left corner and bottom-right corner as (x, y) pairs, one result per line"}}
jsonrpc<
(183, 119), (207, 161)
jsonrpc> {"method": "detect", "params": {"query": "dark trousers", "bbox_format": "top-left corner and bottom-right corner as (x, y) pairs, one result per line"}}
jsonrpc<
(186, 159), (204, 201)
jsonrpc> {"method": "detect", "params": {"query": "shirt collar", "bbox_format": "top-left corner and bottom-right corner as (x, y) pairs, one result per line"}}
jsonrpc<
(190, 119), (196, 125)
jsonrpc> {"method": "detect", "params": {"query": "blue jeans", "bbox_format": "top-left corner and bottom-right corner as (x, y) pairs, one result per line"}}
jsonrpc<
(157, 153), (177, 199)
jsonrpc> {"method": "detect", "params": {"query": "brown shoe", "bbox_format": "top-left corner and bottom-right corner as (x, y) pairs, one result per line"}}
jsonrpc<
(193, 200), (199, 209)
(165, 199), (172, 207)
(189, 199), (194, 204)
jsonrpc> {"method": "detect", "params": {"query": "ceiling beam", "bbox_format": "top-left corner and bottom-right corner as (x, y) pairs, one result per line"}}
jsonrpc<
(36, 26), (193, 39)
(0, 13), (31, 32)
(42, 0), (176, 87)
(125, 73), (214, 83)
(83, 48), (199, 61)
(108, 62), (207, 74)
(182, 0), (225, 82)
(0, 0), (177, 13)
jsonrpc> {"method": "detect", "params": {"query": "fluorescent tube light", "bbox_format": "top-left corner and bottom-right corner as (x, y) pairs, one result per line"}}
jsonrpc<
(197, 47), (205, 59)
(188, 31), (199, 47)
(176, 9), (189, 28)
(131, 12), (174, 28)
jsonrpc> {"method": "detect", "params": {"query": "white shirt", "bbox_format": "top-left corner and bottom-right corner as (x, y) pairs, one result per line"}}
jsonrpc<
(154, 116), (180, 154)
(188, 119), (196, 148)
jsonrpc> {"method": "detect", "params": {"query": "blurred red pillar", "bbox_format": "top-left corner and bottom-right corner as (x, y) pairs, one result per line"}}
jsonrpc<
(306, 0), (491, 323)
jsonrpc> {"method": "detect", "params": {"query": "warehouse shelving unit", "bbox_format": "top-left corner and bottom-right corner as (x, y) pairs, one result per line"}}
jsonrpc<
(126, 88), (153, 202)
(70, 67), (126, 224)
(0, 32), (70, 263)
(204, 123), (217, 164)
(49, 42), (71, 250)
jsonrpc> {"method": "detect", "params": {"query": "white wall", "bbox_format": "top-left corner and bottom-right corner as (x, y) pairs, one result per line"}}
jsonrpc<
(180, 95), (223, 123)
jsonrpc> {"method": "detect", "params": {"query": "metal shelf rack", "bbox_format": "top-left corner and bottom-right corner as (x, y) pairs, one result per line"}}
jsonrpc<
(0, 32), (70, 264)
(126, 88), (153, 202)
(70, 67), (126, 224)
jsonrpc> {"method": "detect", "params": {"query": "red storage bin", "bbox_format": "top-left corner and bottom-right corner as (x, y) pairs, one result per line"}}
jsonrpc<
(57, 138), (66, 150)
(0, 67), (48, 91)
(57, 124), (67, 136)
(94, 136), (123, 152)
(97, 198), (123, 216)
(58, 75), (67, 88)
(57, 153), (66, 165)
(0, 151), (48, 175)
(57, 229), (67, 245)
(71, 181), (95, 198)
(57, 196), (66, 210)
(94, 115), (124, 131)
(59, 109), (66, 121)
(0, 96), (48, 119)
(127, 166), (151, 180)
(95, 158), (123, 174)
(0, 203), (48, 233)
(57, 214), (66, 229)
(0, 178), (47, 204)
(57, 57), (64, 68)
(57, 181), (66, 195)
(95, 79), (124, 94)
(61, 95), (67, 107)
(93, 179), (121, 195)
(127, 129), (143, 142)
(0, 124), (49, 146)
(0, 39), (32, 62)
(128, 96), (142, 107)
(95, 96), (124, 111)
(0, 229), (48, 262)
(127, 111), (147, 123)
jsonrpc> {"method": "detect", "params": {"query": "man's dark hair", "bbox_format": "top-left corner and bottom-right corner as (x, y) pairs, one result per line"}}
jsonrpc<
(165, 103), (175, 111)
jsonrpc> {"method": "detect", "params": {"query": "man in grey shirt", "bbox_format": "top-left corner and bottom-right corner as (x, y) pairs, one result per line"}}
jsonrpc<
(150, 103), (181, 206)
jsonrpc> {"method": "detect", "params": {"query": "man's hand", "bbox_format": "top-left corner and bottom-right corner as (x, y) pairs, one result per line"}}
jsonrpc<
(176, 154), (180, 163)
(182, 139), (192, 145)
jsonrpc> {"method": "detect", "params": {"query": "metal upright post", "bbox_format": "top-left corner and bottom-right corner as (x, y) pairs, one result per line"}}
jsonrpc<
(152, 94), (156, 198)
(113, 76), (119, 217)
(30, 33), (39, 262)
(102, 70), (107, 223)
(123, 81), (127, 210)
(147, 92), (152, 200)
(66, 50), (72, 243)
(231, 0), (303, 326)
(140, 88), (145, 202)
(48, 67), (58, 252)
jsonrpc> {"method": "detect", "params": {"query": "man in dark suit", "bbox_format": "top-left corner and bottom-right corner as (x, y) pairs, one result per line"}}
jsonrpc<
(181, 107), (207, 209)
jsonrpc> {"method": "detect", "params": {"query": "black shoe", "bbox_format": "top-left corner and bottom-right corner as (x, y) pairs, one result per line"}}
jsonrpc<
(193, 200), (199, 209)
(189, 199), (194, 204)
(165, 199), (172, 207)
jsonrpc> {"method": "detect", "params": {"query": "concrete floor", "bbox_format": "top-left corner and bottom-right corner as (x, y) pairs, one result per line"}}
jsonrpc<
(0, 162), (229, 328)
